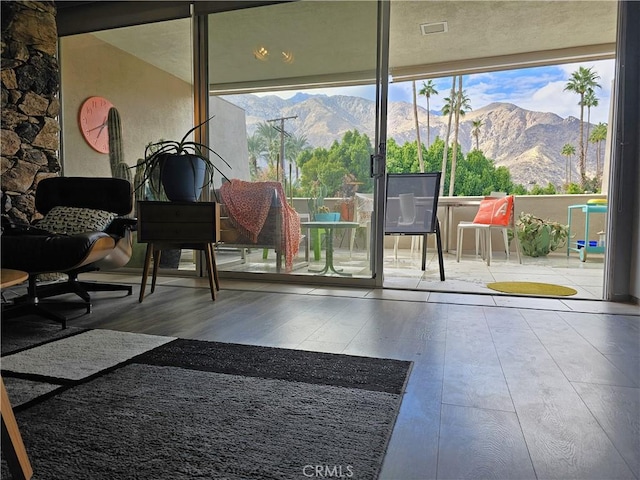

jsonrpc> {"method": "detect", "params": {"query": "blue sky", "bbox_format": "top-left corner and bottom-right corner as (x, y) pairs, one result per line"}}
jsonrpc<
(266, 59), (615, 125)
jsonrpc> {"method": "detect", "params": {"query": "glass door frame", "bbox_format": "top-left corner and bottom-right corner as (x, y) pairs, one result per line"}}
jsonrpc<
(371, 0), (391, 288)
(192, 13), (209, 278)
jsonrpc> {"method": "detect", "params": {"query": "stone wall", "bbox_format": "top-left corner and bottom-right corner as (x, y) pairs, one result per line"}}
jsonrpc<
(1, 1), (59, 224)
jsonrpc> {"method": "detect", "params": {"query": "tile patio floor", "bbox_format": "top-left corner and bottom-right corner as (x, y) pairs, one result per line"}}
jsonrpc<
(214, 245), (606, 301)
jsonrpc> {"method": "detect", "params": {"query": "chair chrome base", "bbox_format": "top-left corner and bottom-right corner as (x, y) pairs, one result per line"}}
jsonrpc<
(2, 277), (91, 329)
(37, 274), (133, 303)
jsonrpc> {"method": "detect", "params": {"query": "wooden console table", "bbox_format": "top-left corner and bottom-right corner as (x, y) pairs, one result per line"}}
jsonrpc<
(137, 201), (220, 302)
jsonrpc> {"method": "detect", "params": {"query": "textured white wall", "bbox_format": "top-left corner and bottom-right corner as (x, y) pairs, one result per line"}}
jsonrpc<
(60, 33), (193, 178)
(60, 32), (249, 190)
(209, 96), (249, 187)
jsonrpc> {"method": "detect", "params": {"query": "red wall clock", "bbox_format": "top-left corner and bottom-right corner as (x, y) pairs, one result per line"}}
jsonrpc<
(78, 96), (114, 154)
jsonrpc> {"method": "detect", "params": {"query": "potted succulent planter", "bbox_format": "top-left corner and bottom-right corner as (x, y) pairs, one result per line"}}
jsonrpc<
(157, 153), (207, 202)
(307, 182), (328, 221)
(130, 117), (231, 268)
(314, 212), (340, 222)
(133, 116), (231, 203)
(515, 212), (569, 257)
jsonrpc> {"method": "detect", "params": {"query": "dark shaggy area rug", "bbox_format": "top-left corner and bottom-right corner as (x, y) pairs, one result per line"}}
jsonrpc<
(1, 331), (412, 480)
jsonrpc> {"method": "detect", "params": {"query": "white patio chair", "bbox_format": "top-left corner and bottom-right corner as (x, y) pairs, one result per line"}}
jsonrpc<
(456, 192), (522, 266)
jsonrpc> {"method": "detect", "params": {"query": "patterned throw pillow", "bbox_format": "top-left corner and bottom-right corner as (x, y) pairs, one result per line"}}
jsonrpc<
(37, 206), (117, 235)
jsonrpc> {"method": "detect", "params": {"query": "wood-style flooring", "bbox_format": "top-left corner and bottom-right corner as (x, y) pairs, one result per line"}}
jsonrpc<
(3, 274), (639, 480)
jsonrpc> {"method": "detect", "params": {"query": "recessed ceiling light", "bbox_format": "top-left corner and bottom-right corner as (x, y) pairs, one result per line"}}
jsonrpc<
(253, 46), (269, 61)
(420, 21), (448, 35)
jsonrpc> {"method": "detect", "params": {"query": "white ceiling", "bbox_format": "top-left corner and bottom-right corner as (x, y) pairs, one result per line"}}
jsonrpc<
(389, 0), (617, 80)
(92, 0), (618, 91)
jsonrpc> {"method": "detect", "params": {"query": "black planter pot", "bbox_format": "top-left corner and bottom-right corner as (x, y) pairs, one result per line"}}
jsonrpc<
(161, 154), (206, 202)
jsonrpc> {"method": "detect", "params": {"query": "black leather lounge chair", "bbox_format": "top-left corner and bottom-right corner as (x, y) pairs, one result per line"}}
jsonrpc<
(1, 177), (136, 327)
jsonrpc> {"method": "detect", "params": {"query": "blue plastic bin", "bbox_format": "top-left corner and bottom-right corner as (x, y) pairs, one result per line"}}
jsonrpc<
(576, 240), (598, 249)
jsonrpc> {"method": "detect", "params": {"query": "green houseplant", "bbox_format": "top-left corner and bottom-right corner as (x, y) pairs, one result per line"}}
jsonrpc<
(134, 116), (231, 202)
(307, 182), (329, 221)
(515, 212), (569, 257)
(131, 117), (231, 268)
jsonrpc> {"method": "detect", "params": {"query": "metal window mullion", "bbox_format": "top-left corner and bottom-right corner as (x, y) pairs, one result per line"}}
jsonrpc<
(193, 11), (210, 277)
(372, 0), (391, 287)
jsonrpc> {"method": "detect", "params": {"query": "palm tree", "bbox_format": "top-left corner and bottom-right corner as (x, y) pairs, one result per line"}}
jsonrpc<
(419, 80), (438, 147)
(255, 122), (280, 168)
(589, 122), (608, 182)
(285, 133), (310, 181)
(412, 80), (425, 172)
(439, 76), (456, 197)
(447, 77), (472, 196)
(471, 119), (484, 151)
(582, 88), (598, 163)
(247, 133), (266, 179)
(561, 143), (576, 188)
(564, 66), (601, 187)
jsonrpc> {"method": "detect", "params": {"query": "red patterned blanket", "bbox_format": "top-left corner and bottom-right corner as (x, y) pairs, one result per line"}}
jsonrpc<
(220, 180), (300, 272)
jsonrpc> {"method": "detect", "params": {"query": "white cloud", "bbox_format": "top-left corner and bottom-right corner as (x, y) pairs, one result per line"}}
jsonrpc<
(517, 80), (580, 118)
(436, 60), (614, 123)
(463, 81), (510, 109)
(520, 60), (614, 123)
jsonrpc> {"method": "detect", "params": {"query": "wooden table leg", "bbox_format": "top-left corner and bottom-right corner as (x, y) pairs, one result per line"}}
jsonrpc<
(1, 377), (33, 480)
(151, 248), (161, 294)
(204, 244), (216, 301)
(209, 244), (220, 291)
(138, 243), (153, 303)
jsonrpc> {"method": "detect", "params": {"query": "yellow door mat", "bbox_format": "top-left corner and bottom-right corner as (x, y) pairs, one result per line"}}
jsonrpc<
(487, 282), (577, 296)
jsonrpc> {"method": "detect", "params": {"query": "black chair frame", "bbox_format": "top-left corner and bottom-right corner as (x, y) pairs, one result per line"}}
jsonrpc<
(1, 177), (135, 327)
(384, 172), (445, 281)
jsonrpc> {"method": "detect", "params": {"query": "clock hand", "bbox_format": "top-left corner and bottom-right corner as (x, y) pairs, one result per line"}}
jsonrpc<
(91, 125), (108, 148)
(86, 122), (106, 133)
(86, 116), (109, 133)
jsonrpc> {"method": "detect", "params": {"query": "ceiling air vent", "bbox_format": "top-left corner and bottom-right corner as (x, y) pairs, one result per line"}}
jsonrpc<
(420, 21), (448, 35)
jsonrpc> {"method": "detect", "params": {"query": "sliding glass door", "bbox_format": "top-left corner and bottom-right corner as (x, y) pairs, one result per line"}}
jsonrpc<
(55, 1), (636, 300)
(59, 1), (391, 287)
(205, 0), (388, 285)
(381, 0), (618, 296)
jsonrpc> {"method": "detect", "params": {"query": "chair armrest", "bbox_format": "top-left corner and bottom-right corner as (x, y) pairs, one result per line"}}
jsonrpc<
(106, 217), (137, 236)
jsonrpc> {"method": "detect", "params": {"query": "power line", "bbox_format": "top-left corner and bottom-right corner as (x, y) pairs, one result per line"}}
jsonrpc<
(267, 116), (297, 183)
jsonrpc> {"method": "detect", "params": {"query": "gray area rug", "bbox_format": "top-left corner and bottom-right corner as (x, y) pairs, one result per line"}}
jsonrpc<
(1, 332), (412, 480)
(1, 319), (87, 355)
(1, 329), (174, 381)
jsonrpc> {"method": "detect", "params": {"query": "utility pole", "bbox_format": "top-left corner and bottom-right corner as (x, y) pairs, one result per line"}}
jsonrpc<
(267, 115), (297, 183)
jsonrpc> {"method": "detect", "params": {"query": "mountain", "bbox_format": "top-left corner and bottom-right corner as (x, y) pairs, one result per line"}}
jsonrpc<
(223, 94), (603, 187)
